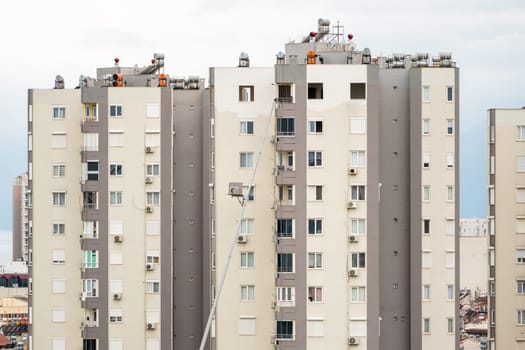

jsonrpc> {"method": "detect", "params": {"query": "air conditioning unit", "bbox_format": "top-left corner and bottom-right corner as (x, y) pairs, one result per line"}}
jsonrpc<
(145, 146), (154, 153)
(347, 201), (357, 209)
(348, 269), (359, 277)
(228, 182), (243, 197)
(114, 235), (123, 243)
(145, 206), (153, 213)
(277, 165), (285, 171)
(146, 263), (155, 271)
(146, 322), (156, 330)
(271, 301), (276, 309)
(113, 293), (122, 300)
(348, 337), (360, 345)
(349, 168), (358, 175)
(348, 235), (358, 243)
(270, 336), (279, 345)
(145, 177), (153, 184)
(270, 135), (280, 144)
(237, 235), (248, 243)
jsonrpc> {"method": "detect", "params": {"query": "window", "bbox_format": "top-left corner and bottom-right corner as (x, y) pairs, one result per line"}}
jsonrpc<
(239, 86), (254, 101)
(423, 219), (431, 234)
(110, 280), (123, 295)
(518, 126), (525, 140)
(307, 319), (324, 337)
(422, 119), (430, 135)
(146, 163), (160, 176)
(517, 249), (525, 263)
(83, 221), (97, 238)
(308, 120), (323, 134)
(423, 152), (430, 168)
(145, 132), (160, 147)
(82, 279), (98, 297)
(109, 131), (124, 147)
(146, 103), (160, 118)
(307, 185), (323, 201)
(276, 117), (295, 136)
(110, 191), (123, 205)
(53, 223), (65, 235)
(52, 308), (65, 323)
(350, 118), (366, 134)
(109, 220), (123, 235)
(277, 151), (294, 169)
(446, 219), (455, 235)
(240, 152), (254, 168)
(240, 120), (254, 135)
(422, 251), (432, 268)
(446, 86), (454, 102)
(109, 339), (123, 350)
(350, 151), (366, 167)
(308, 286), (323, 303)
(83, 133), (99, 151)
(243, 185), (255, 201)
(240, 218), (254, 235)
(52, 192), (65, 206)
(351, 252), (366, 268)
(109, 250), (123, 265)
(53, 164), (66, 177)
(308, 253), (323, 269)
(276, 320), (294, 340)
(146, 221), (160, 235)
(51, 133), (67, 148)
(53, 106), (66, 119)
(51, 250), (65, 264)
(423, 186), (431, 202)
(146, 251), (160, 264)
(276, 287), (294, 306)
(52, 279), (66, 293)
(350, 82), (366, 99)
(423, 318), (431, 333)
(447, 119), (454, 135)
(241, 285), (255, 301)
(349, 319), (367, 337)
(447, 285), (454, 300)
(146, 192), (160, 206)
(110, 104), (123, 117)
(351, 286), (366, 303)
(447, 186), (454, 201)
(518, 188), (525, 202)
(446, 152), (454, 168)
(52, 337), (66, 350)
(308, 83), (323, 99)
(240, 252), (254, 268)
(277, 219), (294, 238)
(308, 151), (323, 167)
(110, 164), (123, 176)
(84, 250), (97, 268)
(86, 161), (99, 181)
(423, 285), (430, 301)
(109, 309), (123, 323)
(308, 219), (323, 235)
(146, 281), (160, 293)
(518, 310), (525, 325)
(351, 219), (366, 235)
(278, 84), (293, 103)
(239, 317), (256, 336)
(351, 185), (366, 201)
(446, 252), (455, 268)
(518, 280), (525, 294)
(277, 253), (294, 273)
(447, 318), (454, 333)
(423, 86), (430, 102)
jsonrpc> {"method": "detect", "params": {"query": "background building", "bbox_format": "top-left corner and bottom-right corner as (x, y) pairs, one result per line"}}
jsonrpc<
(28, 19), (458, 350)
(12, 172), (30, 262)
(487, 108), (525, 350)
(460, 218), (488, 295)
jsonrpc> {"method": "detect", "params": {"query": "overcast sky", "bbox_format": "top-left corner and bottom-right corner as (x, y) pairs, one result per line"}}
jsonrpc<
(0, 0), (524, 261)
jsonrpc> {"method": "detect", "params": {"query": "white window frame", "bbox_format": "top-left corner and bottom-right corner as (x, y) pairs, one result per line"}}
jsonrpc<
(423, 318), (431, 334)
(350, 151), (366, 168)
(308, 151), (323, 167)
(447, 119), (454, 135)
(240, 285), (255, 301)
(350, 185), (366, 201)
(82, 279), (98, 297)
(446, 152), (454, 168)
(146, 281), (160, 293)
(308, 219), (323, 235)
(446, 86), (454, 102)
(53, 106), (66, 119)
(240, 152), (254, 168)
(447, 284), (454, 300)
(308, 252), (323, 269)
(146, 191), (161, 206)
(52, 192), (66, 206)
(276, 287), (295, 307)
(52, 308), (66, 323)
(350, 117), (366, 134)
(518, 126), (525, 141)
(423, 284), (430, 301)
(109, 163), (123, 176)
(350, 252), (366, 269)
(52, 164), (66, 177)
(422, 119), (430, 135)
(350, 218), (366, 236)
(240, 120), (254, 135)
(423, 186), (431, 202)
(423, 86), (430, 102)
(109, 309), (123, 323)
(109, 104), (123, 117)
(109, 191), (123, 205)
(240, 218), (254, 235)
(308, 119), (323, 134)
(146, 163), (160, 176)
(308, 286), (323, 303)
(350, 286), (366, 303)
(240, 252), (255, 268)
(517, 249), (525, 264)
(52, 222), (65, 235)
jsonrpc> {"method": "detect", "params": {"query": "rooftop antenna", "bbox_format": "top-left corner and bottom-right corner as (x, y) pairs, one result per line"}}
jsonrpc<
(333, 20), (344, 44)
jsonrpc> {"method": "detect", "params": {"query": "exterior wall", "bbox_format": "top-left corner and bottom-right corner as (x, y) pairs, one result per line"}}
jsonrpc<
(490, 108), (525, 350)
(12, 174), (24, 262)
(210, 67), (277, 350)
(460, 236), (488, 293)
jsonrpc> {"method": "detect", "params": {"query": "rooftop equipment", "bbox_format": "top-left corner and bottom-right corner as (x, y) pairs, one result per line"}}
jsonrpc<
(238, 52), (250, 67)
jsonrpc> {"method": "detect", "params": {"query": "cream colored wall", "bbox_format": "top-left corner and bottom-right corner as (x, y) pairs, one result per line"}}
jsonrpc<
(31, 89), (83, 349)
(420, 68), (456, 350)
(460, 236), (488, 293)
(493, 109), (525, 348)
(107, 87), (162, 349)
(306, 64), (368, 349)
(212, 67), (277, 350)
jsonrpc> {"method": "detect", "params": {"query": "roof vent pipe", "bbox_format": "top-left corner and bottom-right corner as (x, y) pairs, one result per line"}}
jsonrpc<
(239, 52), (250, 67)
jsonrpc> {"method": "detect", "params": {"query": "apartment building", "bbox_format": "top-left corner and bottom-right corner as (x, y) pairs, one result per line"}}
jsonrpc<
(487, 108), (525, 350)
(12, 172), (30, 262)
(28, 19), (458, 350)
